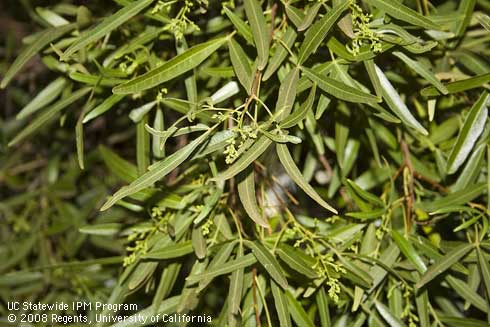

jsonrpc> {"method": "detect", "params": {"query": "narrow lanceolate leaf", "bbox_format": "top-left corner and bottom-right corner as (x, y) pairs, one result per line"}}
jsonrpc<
(61, 0), (153, 60)
(9, 87), (91, 147)
(223, 7), (253, 45)
(17, 77), (67, 119)
(416, 243), (474, 289)
(276, 246), (317, 279)
(302, 67), (379, 105)
(297, 2), (322, 31)
(228, 246), (245, 315)
(298, 0), (349, 64)
(281, 84), (316, 129)
(369, 0), (438, 30)
(451, 143), (486, 192)
(228, 38), (254, 93)
(374, 64), (428, 135)
(375, 301), (407, 327)
(243, 0), (269, 70)
(143, 241), (194, 259)
(421, 73), (490, 96)
(476, 13), (490, 32)
(237, 167), (270, 228)
(99, 145), (138, 182)
(186, 253), (256, 284)
(263, 27), (297, 81)
(192, 227), (207, 259)
(417, 183), (486, 213)
(214, 135), (272, 181)
(286, 291), (315, 327)
(392, 229), (427, 274)
(476, 247), (490, 304)
(83, 94), (125, 123)
(100, 129), (212, 210)
(113, 36), (228, 94)
(246, 241), (288, 289)
(277, 143), (337, 213)
(446, 92), (489, 174)
(285, 4), (304, 28)
(453, 0), (476, 36)
(392, 52), (448, 95)
(275, 68), (300, 122)
(1, 24), (76, 88)
(271, 281), (292, 327)
(446, 275), (489, 312)
(364, 59), (383, 99)
(439, 316), (490, 327)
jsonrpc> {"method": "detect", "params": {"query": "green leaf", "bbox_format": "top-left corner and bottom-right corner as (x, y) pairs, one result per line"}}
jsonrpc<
(417, 183), (486, 212)
(453, 0), (477, 36)
(276, 245), (317, 279)
(446, 92), (489, 174)
(446, 275), (488, 312)
(228, 38), (253, 93)
(476, 13), (490, 32)
(243, 0), (269, 70)
(113, 36), (228, 94)
(281, 84), (316, 129)
(136, 116), (150, 174)
(100, 129), (213, 210)
(263, 26), (297, 81)
(99, 145), (138, 182)
(228, 246), (245, 315)
(276, 143), (337, 214)
(271, 281), (291, 327)
(286, 291), (315, 327)
(16, 77), (67, 120)
(346, 179), (384, 207)
(192, 227), (207, 260)
(143, 240), (194, 259)
(451, 143), (486, 192)
(369, 0), (438, 30)
(416, 243), (474, 289)
(392, 229), (427, 273)
(237, 166), (270, 228)
(197, 241), (237, 291)
(79, 223), (122, 236)
(392, 51), (448, 95)
(346, 208), (386, 220)
(421, 73), (490, 97)
(9, 87), (91, 147)
(285, 4), (304, 28)
(275, 67), (300, 122)
(83, 94), (125, 123)
(214, 135), (272, 181)
(297, 2), (322, 31)
(374, 64), (428, 135)
(61, 0), (154, 60)
(476, 247), (490, 305)
(375, 301), (407, 327)
(364, 59), (383, 99)
(315, 287), (331, 327)
(186, 253), (256, 284)
(298, 0), (350, 64)
(302, 67), (379, 105)
(246, 240), (288, 289)
(1, 23), (76, 88)
(439, 317), (490, 327)
(223, 6), (253, 44)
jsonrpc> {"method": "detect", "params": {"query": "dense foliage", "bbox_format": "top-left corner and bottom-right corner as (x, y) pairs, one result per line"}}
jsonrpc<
(1, 0), (490, 326)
